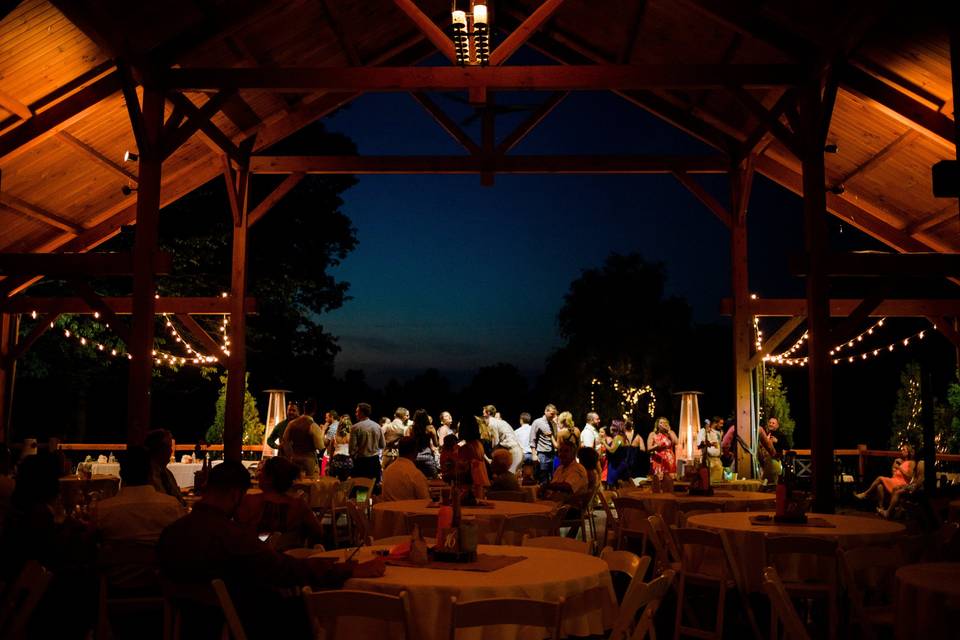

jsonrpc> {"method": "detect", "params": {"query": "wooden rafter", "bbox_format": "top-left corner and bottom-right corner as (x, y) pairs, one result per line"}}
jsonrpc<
(391, 0), (457, 63)
(168, 92), (243, 164)
(927, 316), (960, 350)
(496, 92), (568, 155)
(829, 291), (888, 345)
(0, 70), (122, 163)
(248, 172), (306, 227)
(489, 0), (567, 66)
(0, 252), (172, 277)
(747, 315), (806, 369)
(316, 0), (362, 65)
(0, 297), (256, 314)
(56, 131), (138, 183)
(118, 63), (146, 154)
(619, 0), (648, 63)
(728, 86), (802, 158)
(671, 170), (731, 227)
(9, 310), (62, 363)
(721, 298), (960, 317)
(0, 88), (31, 120)
(174, 313), (225, 360)
(790, 252), (960, 278)
(830, 130), (916, 189)
(0, 192), (83, 234)
(904, 203), (958, 236)
(162, 90), (236, 159)
(163, 64), (805, 92)
(249, 154), (730, 174)
(408, 92), (481, 155)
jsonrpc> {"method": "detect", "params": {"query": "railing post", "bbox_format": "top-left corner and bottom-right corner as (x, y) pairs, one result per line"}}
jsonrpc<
(857, 444), (867, 485)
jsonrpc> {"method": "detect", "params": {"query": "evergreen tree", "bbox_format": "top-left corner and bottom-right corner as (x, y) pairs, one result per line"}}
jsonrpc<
(890, 362), (923, 450)
(206, 373), (265, 446)
(762, 367), (795, 447)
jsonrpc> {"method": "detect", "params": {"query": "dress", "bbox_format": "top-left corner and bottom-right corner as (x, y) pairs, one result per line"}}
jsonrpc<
(459, 440), (490, 489)
(649, 431), (677, 476)
(605, 436), (630, 487)
(880, 460), (914, 492)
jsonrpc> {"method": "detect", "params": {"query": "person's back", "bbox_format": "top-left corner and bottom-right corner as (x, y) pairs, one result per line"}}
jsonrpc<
(235, 457), (322, 545)
(381, 437), (430, 502)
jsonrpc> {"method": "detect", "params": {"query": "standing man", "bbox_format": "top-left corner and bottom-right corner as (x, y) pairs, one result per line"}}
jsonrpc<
(483, 405), (523, 473)
(529, 404), (558, 482)
(280, 399), (324, 478)
(381, 407), (409, 471)
(322, 410), (340, 447)
(759, 417), (785, 485)
(581, 412), (601, 450)
(350, 403), (385, 482)
(515, 413), (533, 463)
(437, 411), (455, 443)
(266, 401), (300, 453)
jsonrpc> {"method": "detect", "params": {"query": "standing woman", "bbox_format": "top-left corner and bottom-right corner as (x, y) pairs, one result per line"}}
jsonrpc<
(605, 420), (629, 489)
(409, 409), (439, 478)
(327, 418), (353, 481)
(626, 419), (648, 479)
(697, 417), (724, 483)
(647, 417), (678, 486)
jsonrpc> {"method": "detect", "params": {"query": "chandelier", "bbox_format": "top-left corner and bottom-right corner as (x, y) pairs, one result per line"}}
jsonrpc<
(451, 1), (489, 66)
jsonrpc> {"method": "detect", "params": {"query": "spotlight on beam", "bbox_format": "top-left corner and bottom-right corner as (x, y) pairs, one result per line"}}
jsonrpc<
(824, 144), (839, 154)
(123, 150), (139, 163)
(828, 184), (845, 195)
(121, 184), (138, 196)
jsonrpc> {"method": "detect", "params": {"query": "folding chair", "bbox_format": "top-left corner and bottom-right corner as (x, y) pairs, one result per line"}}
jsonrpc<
(344, 500), (370, 546)
(646, 514), (682, 575)
(613, 496), (653, 554)
(303, 588), (413, 640)
(596, 490), (619, 548)
(838, 545), (905, 640)
(522, 534), (591, 554)
(764, 536), (838, 640)
(600, 546), (652, 604)
(0, 561), (52, 640)
(95, 540), (165, 640)
(211, 579), (248, 640)
(611, 570), (675, 640)
(763, 567), (812, 640)
(449, 595), (562, 640)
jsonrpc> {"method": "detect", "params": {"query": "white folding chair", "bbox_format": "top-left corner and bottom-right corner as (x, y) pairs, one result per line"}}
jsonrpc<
(303, 588), (413, 640)
(449, 595), (563, 640)
(211, 579), (248, 640)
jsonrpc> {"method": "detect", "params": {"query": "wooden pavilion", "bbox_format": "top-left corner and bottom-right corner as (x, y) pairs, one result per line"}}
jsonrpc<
(0, 1), (956, 511)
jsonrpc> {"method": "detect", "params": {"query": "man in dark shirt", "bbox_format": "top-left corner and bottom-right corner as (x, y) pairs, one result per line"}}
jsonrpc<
(158, 461), (383, 637)
(265, 401), (300, 452)
(145, 429), (185, 506)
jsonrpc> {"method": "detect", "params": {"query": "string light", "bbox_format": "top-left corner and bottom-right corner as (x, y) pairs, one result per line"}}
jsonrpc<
(161, 314), (219, 364)
(592, 378), (657, 418)
(765, 317), (889, 363)
(829, 318), (886, 356)
(767, 326), (929, 367)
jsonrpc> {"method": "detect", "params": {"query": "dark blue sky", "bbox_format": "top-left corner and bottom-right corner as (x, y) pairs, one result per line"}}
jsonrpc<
(318, 88), (810, 383)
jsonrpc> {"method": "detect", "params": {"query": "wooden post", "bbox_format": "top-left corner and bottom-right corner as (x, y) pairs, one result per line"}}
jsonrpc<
(731, 156), (755, 477)
(224, 165), (250, 462)
(857, 444), (867, 485)
(0, 313), (17, 442)
(799, 80), (835, 513)
(126, 86), (165, 446)
(921, 369), (936, 494)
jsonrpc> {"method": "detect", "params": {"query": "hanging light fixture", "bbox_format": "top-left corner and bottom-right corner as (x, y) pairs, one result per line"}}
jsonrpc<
(451, 1), (490, 66)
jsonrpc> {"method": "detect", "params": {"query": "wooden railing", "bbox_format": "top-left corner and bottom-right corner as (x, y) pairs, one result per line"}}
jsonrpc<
(58, 443), (264, 452)
(790, 445), (960, 482)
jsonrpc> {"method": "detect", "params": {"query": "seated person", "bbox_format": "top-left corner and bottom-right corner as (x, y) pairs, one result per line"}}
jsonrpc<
(235, 457), (323, 547)
(856, 444), (914, 509)
(145, 429), (185, 506)
(439, 434), (459, 482)
(879, 460), (924, 519)
(489, 449), (520, 492)
(540, 442), (588, 501)
(158, 461), (383, 638)
(577, 446), (601, 492)
(380, 437), (431, 502)
(519, 459), (538, 486)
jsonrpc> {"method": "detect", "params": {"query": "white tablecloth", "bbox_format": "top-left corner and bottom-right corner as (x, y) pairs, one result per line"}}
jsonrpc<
(89, 462), (120, 476)
(314, 544), (616, 640)
(166, 460), (258, 489)
(371, 499), (556, 539)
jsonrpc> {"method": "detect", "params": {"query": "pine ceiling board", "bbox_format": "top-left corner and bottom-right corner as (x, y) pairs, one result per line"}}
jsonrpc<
(627, 0), (738, 65)
(822, 91), (912, 182)
(0, 208), (44, 248)
(856, 19), (952, 106)
(852, 141), (952, 223)
(0, 2), (108, 109)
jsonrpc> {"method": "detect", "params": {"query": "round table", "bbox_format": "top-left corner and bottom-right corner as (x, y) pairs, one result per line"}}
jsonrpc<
(59, 474), (120, 510)
(371, 499), (555, 540)
(895, 563), (960, 639)
(313, 544), (616, 640)
(619, 489), (774, 525)
(687, 511), (906, 592)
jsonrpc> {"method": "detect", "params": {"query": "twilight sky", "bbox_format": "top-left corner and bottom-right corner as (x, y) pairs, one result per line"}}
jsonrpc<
(317, 87), (811, 383)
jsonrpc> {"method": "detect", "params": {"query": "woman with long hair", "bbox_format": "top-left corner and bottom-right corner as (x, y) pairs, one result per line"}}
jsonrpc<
(647, 416), (678, 479)
(605, 420), (629, 488)
(409, 409), (439, 478)
(236, 456), (324, 548)
(856, 443), (914, 509)
(457, 417), (490, 499)
(328, 418), (353, 481)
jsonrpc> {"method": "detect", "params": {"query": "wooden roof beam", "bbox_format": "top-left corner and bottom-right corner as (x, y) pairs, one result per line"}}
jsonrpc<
(0, 297), (257, 315)
(391, 0), (457, 64)
(904, 203), (958, 236)
(162, 90), (237, 159)
(840, 65), (956, 149)
(496, 92), (568, 155)
(830, 130), (916, 190)
(174, 313), (225, 357)
(247, 173), (305, 227)
(56, 131), (138, 183)
(671, 170), (732, 227)
(0, 70), (122, 163)
(720, 298), (960, 317)
(316, 0), (363, 65)
(166, 92), (243, 165)
(0, 252), (172, 277)
(727, 86), (802, 158)
(789, 252), (960, 278)
(927, 317), (960, 350)
(489, 0), (567, 66)
(408, 92), (481, 155)
(0, 192), (83, 234)
(0, 88), (32, 120)
(163, 64), (805, 92)
(248, 154), (730, 174)
(747, 316), (806, 369)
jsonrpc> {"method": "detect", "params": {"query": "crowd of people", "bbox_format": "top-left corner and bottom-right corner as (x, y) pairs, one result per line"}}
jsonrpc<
(0, 401), (793, 638)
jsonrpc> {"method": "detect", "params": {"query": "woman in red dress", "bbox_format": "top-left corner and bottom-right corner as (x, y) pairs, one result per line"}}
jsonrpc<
(647, 417), (678, 478)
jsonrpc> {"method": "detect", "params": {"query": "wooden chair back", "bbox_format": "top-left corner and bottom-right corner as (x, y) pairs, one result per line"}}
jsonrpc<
(613, 496), (652, 552)
(211, 579), (248, 640)
(645, 514), (681, 572)
(765, 535), (838, 640)
(762, 566), (812, 640)
(303, 588), (413, 640)
(600, 547), (646, 578)
(0, 561), (52, 640)
(620, 570), (675, 640)
(496, 513), (557, 545)
(521, 534), (590, 554)
(448, 595), (562, 640)
(596, 490), (618, 547)
(486, 490), (531, 502)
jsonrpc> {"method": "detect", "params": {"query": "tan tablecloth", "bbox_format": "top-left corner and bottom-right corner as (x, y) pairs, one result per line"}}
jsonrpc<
(59, 474), (120, 509)
(314, 544), (616, 640)
(618, 489), (774, 525)
(895, 563), (960, 639)
(687, 511), (906, 592)
(371, 499), (555, 539)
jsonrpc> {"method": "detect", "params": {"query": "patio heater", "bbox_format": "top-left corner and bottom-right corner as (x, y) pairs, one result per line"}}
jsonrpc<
(674, 391), (702, 475)
(262, 389), (290, 457)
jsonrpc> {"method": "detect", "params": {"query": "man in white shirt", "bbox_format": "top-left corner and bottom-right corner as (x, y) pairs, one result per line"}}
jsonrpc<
(382, 407), (409, 470)
(483, 405), (523, 473)
(515, 413), (533, 462)
(581, 412), (600, 450)
(542, 441), (588, 499)
(380, 437), (430, 502)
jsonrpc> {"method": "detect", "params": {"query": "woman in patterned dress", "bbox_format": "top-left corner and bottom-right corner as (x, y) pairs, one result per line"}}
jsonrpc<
(647, 416), (678, 478)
